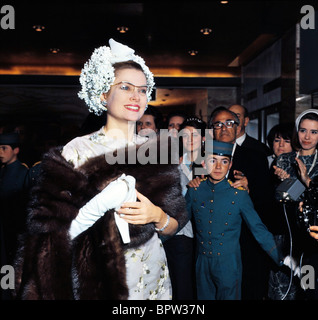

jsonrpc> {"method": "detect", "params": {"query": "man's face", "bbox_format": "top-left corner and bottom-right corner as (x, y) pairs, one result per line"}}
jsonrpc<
(211, 111), (237, 143)
(0, 145), (18, 165)
(229, 105), (248, 138)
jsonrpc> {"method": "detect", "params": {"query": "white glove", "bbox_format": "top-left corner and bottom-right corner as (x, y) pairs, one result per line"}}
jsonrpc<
(69, 174), (136, 242)
(283, 256), (301, 278)
(114, 175), (136, 244)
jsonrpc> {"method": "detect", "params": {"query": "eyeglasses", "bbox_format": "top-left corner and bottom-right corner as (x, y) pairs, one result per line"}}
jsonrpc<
(212, 120), (238, 130)
(112, 81), (149, 97)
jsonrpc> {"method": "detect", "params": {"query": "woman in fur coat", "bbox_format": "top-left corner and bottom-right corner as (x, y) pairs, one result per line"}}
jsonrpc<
(13, 39), (188, 300)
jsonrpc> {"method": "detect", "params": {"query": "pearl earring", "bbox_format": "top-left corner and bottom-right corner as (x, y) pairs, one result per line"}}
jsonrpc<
(101, 100), (108, 111)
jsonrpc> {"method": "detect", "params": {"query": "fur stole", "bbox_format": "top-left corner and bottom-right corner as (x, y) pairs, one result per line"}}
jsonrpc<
(14, 137), (188, 300)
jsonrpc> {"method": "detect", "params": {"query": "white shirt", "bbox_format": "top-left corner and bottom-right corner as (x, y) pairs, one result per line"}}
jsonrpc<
(235, 133), (246, 146)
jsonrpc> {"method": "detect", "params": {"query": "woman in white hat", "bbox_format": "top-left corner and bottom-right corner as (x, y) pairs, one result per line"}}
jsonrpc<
(14, 39), (188, 300)
(274, 109), (318, 188)
(273, 109), (318, 300)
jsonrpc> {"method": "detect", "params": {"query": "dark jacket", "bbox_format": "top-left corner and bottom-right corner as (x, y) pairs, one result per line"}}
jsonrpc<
(0, 160), (29, 264)
(241, 134), (271, 157)
(186, 178), (282, 264)
(229, 144), (272, 219)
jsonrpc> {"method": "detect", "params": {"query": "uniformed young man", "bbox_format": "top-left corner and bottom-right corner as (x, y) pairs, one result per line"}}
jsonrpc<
(0, 132), (30, 266)
(185, 140), (285, 300)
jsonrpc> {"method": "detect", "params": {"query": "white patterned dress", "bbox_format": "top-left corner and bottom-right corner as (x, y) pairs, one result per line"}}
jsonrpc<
(62, 127), (172, 300)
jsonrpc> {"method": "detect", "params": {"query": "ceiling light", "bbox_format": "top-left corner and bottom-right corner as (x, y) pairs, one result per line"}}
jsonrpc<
(33, 25), (45, 32)
(296, 95), (310, 102)
(200, 28), (212, 35)
(117, 26), (129, 33)
(220, 1), (229, 4)
(50, 48), (60, 54)
(188, 50), (198, 56)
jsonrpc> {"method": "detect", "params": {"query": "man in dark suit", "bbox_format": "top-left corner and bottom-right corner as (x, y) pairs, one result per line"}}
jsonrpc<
(208, 106), (273, 300)
(229, 104), (271, 157)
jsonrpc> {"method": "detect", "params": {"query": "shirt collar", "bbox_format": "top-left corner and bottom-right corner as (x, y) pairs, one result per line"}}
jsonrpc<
(235, 133), (246, 146)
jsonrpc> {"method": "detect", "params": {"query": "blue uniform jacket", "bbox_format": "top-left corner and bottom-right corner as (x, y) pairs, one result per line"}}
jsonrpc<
(185, 178), (283, 265)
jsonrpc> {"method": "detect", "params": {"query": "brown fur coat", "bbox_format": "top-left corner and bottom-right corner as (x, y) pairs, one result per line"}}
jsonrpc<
(14, 138), (188, 300)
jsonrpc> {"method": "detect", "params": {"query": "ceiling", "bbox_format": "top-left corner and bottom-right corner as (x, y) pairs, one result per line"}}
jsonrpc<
(0, 1), (315, 114)
(0, 1), (312, 74)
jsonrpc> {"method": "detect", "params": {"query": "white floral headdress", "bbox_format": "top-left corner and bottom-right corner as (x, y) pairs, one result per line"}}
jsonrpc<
(78, 38), (155, 115)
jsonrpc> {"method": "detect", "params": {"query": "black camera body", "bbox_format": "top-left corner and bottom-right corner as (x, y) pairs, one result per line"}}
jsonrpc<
(298, 181), (318, 232)
(275, 178), (306, 202)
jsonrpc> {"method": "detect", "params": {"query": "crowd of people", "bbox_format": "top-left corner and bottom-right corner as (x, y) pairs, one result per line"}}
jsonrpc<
(1, 39), (318, 301)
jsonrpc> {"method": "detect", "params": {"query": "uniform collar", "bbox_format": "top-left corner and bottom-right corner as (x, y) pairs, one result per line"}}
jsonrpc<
(1, 159), (20, 168)
(205, 177), (230, 190)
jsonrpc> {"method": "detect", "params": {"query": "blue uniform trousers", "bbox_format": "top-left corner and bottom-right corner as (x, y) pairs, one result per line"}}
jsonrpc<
(196, 252), (242, 300)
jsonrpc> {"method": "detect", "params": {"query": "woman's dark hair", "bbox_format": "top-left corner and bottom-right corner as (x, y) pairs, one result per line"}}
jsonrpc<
(266, 122), (295, 153)
(143, 105), (164, 130)
(179, 117), (206, 162)
(166, 111), (188, 125)
(179, 117), (207, 137)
